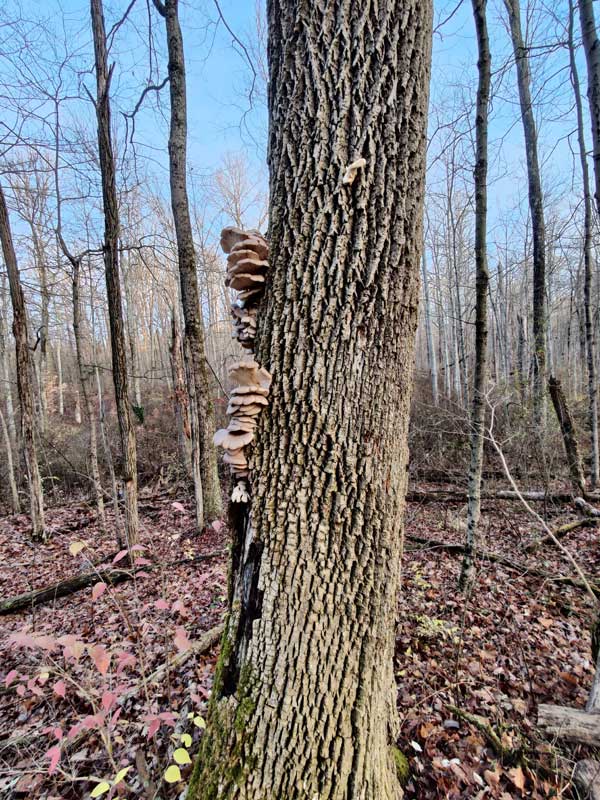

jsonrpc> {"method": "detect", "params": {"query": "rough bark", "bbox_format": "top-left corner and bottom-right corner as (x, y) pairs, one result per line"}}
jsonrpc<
(0, 276), (17, 452)
(574, 760), (600, 800)
(548, 375), (586, 496)
(537, 704), (600, 746)
(571, 0), (600, 488)
(188, 0), (433, 797)
(0, 405), (20, 512)
(170, 312), (193, 474)
(579, 0), (600, 212)
(90, 0), (139, 547)
(0, 184), (45, 540)
(154, 0), (222, 524)
(460, 0), (491, 591)
(504, 0), (547, 424)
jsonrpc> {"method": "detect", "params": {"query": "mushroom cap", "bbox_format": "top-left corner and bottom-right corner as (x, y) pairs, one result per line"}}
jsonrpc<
(227, 273), (265, 291)
(227, 258), (269, 278)
(227, 417), (256, 432)
(231, 468), (249, 478)
(220, 227), (247, 254)
(223, 449), (248, 467)
(228, 360), (272, 390)
(228, 393), (269, 407)
(231, 384), (269, 396)
(227, 401), (265, 416)
(230, 237), (268, 260)
(213, 428), (255, 450)
(237, 288), (264, 303)
(227, 249), (268, 267)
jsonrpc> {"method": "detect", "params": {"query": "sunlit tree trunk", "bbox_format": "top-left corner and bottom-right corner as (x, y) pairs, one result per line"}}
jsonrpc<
(570, 0), (600, 487)
(188, 0), (432, 796)
(154, 0), (222, 526)
(504, 0), (547, 424)
(90, 0), (138, 547)
(460, 0), (490, 590)
(0, 184), (45, 540)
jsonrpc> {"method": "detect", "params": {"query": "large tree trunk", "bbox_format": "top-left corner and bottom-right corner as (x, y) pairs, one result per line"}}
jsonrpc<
(504, 0), (547, 424)
(90, 0), (138, 548)
(460, 0), (491, 590)
(574, 0), (600, 488)
(188, 1), (432, 797)
(154, 0), (222, 526)
(0, 184), (45, 540)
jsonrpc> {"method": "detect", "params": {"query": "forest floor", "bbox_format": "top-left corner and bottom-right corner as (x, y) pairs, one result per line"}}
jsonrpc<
(0, 485), (598, 799)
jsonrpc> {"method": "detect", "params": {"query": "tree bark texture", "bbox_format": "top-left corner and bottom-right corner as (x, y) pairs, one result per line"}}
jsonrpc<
(579, 0), (600, 213)
(90, 0), (139, 547)
(0, 184), (45, 539)
(188, 1), (432, 798)
(155, 0), (222, 524)
(504, 0), (547, 424)
(570, 0), (600, 488)
(548, 375), (586, 496)
(460, 0), (491, 591)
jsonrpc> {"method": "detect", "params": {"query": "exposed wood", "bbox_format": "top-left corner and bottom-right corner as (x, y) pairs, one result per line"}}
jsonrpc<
(537, 704), (600, 746)
(574, 760), (600, 800)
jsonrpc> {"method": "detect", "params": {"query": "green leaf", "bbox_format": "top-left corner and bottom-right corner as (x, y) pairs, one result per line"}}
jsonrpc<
(193, 715), (206, 729)
(180, 733), (192, 748)
(173, 748), (192, 765)
(90, 782), (111, 797)
(113, 765), (131, 785)
(164, 764), (182, 783)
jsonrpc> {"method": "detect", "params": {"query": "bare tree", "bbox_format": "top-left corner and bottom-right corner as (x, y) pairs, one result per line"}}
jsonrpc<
(0, 184), (45, 539)
(153, 0), (222, 526)
(90, 0), (139, 547)
(460, 0), (491, 590)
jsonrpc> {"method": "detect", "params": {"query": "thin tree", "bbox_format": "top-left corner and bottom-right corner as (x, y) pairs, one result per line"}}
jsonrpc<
(153, 0), (222, 527)
(90, 0), (139, 547)
(0, 184), (45, 539)
(187, 0), (433, 796)
(571, 0), (599, 487)
(460, 0), (491, 589)
(504, 0), (547, 423)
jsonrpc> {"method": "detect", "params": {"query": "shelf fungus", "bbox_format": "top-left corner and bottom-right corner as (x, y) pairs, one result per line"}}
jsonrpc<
(214, 227), (273, 503)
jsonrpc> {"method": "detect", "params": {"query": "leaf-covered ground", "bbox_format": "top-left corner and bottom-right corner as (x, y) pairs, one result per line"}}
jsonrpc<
(0, 488), (598, 798)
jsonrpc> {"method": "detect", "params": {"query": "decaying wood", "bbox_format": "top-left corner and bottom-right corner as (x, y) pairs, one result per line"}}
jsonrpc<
(0, 550), (226, 615)
(575, 497), (600, 518)
(574, 760), (600, 800)
(407, 489), (575, 503)
(537, 704), (600, 746)
(524, 517), (597, 552)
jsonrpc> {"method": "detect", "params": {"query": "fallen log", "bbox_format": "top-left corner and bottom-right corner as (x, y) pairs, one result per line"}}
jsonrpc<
(405, 534), (600, 596)
(575, 497), (600, 518)
(406, 489), (575, 504)
(574, 759), (600, 800)
(537, 704), (600, 747)
(0, 550), (226, 615)
(524, 517), (597, 552)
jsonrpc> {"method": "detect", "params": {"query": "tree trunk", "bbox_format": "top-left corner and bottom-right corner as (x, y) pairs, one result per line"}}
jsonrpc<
(571, 0), (600, 488)
(579, 0), (600, 213)
(0, 184), (45, 540)
(0, 276), (17, 452)
(170, 312), (193, 474)
(421, 252), (439, 405)
(154, 0), (222, 525)
(504, 0), (547, 424)
(460, 0), (491, 591)
(548, 375), (586, 496)
(0, 405), (20, 512)
(90, 0), (138, 548)
(188, 1), (432, 797)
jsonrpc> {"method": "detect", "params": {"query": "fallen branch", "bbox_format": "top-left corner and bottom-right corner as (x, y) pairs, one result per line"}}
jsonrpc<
(537, 704), (600, 746)
(524, 518), (597, 552)
(575, 497), (600, 518)
(405, 534), (600, 596)
(0, 622), (224, 754)
(574, 759), (600, 800)
(0, 550), (226, 615)
(446, 704), (509, 759)
(406, 489), (575, 504)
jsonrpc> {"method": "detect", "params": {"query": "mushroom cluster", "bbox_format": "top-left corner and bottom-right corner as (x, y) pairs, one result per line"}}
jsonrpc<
(213, 227), (272, 501)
